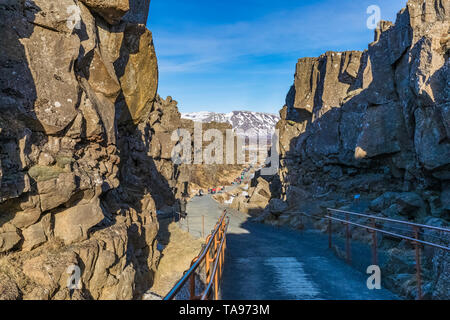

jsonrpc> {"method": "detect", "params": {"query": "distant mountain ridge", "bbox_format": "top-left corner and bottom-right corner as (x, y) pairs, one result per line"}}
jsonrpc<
(181, 111), (280, 136)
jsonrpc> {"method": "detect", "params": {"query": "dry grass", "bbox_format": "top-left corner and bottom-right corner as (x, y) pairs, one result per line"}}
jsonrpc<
(151, 222), (205, 297)
(188, 165), (244, 192)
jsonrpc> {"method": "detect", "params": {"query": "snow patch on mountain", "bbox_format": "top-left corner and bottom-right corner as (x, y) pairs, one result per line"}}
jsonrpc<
(181, 111), (280, 136)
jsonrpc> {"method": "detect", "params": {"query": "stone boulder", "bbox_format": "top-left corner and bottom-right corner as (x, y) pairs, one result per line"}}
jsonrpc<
(394, 192), (426, 217)
(268, 199), (288, 215)
(54, 197), (105, 245)
(355, 103), (408, 159)
(80, 0), (130, 25)
(21, 214), (51, 251)
(369, 192), (426, 218)
(0, 224), (21, 253)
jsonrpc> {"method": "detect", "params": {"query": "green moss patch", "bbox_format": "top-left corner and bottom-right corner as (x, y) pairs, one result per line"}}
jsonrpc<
(55, 156), (74, 168)
(28, 165), (64, 182)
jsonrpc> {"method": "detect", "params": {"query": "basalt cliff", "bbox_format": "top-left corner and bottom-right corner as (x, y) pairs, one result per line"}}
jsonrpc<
(275, 0), (449, 223)
(0, 0), (246, 300)
(0, 0), (200, 300)
(244, 0), (449, 299)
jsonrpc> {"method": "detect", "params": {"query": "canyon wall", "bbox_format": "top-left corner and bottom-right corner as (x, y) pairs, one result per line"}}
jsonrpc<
(248, 0), (449, 299)
(0, 0), (188, 300)
(269, 0), (449, 221)
(179, 119), (245, 193)
(0, 1), (244, 300)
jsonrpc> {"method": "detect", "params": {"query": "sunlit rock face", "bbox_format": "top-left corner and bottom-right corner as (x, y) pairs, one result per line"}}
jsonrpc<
(0, 0), (186, 300)
(0, 0), (245, 300)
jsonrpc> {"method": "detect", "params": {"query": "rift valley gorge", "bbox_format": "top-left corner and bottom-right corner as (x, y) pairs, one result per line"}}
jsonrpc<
(0, 0), (449, 300)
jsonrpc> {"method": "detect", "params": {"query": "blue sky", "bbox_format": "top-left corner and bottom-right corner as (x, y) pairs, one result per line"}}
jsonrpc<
(147, 0), (407, 114)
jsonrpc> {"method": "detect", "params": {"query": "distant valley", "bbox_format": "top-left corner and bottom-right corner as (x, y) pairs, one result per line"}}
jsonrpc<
(182, 111), (280, 137)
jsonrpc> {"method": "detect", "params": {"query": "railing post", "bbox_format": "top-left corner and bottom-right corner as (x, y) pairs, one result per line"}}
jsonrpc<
(328, 210), (332, 249)
(413, 226), (422, 300)
(205, 240), (211, 283)
(214, 231), (219, 251)
(346, 213), (351, 264)
(202, 215), (205, 238)
(221, 223), (226, 279)
(189, 269), (196, 299)
(219, 252), (222, 280)
(371, 218), (378, 266)
(221, 236), (225, 278)
(214, 266), (219, 300)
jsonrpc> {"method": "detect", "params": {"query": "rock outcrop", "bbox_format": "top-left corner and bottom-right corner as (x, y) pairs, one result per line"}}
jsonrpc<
(228, 172), (281, 215)
(251, 0), (449, 299)
(275, 0), (449, 221)
(0, 0), (246, 299)
(0, 0), (184, 300)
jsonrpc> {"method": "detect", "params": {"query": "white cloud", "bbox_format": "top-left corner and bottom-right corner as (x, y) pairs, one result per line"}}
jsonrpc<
(152, 1), (407, 73)
(150, 0), (408, 112)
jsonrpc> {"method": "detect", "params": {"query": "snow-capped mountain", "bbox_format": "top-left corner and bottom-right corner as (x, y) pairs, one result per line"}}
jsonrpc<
(181, 111), (280, 136)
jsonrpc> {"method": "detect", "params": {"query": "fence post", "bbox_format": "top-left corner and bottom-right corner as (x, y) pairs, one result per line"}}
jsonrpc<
(214, 266), (219, 300)
(222, 223), (227, 279)
(413, 226), (422, 300)
(214, 232), (219, 251)
(328, 210), (332, 249)
(205, 236), (212, 283)
(218, 251), (222, 287)
(202, 215), (205, 238)
(189, 266), (196, 299)
(371, 218), (378, 266)
(346, 213), (351, 264)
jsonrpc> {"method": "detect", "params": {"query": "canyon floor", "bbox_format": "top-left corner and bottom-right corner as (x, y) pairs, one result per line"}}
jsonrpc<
(181, 189), (399, 300)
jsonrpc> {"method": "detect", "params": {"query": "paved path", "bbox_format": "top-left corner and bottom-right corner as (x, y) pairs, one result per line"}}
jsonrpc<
(183, 193), (398, 300)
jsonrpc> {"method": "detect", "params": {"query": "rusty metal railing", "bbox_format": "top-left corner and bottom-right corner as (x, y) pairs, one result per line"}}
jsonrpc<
(326, 208), (450, 300)
(163, 210), (229, 300)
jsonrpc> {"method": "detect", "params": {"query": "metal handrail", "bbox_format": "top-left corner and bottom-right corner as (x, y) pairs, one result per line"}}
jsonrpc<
(326, 216), (450, 251)
(328, 208), (450, 233)
(163, 210), (228, 300)
(325, 208), (450, 300)
(201, 217), (229, 300)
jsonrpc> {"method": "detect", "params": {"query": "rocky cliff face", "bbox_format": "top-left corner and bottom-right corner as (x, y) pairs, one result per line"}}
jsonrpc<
(248, 0), (449, 299)
(275, 0), (449, 220)
(0, 0), (186, 300)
